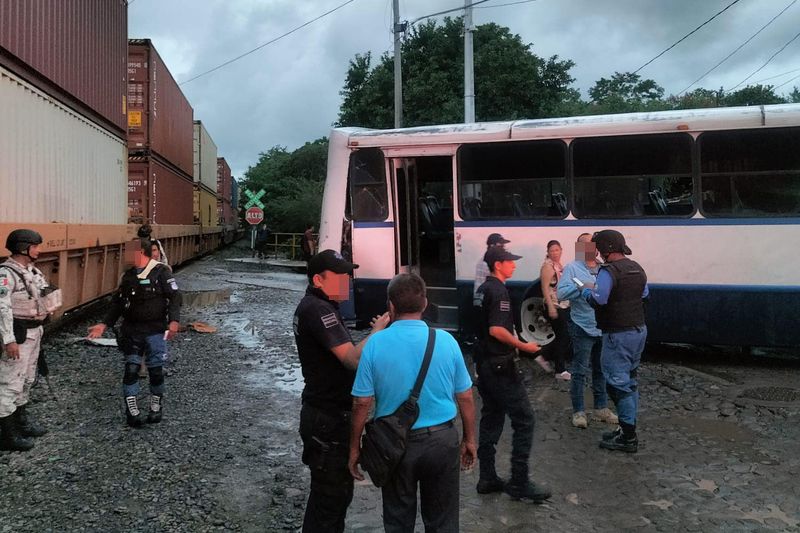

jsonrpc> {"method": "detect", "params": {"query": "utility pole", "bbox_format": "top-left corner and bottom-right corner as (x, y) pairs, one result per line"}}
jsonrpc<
(393, 0), (403, 128)
(464, 0), (475, 123)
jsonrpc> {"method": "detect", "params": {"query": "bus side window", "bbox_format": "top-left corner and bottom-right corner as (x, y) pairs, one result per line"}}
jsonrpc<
(572, 133), (694, 218)
(700, 127), (800, 217)
(349, 148), (389, 221)
(457, 140), (567, 220)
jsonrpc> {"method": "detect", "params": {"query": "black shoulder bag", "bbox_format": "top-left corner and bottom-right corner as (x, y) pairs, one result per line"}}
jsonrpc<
(359, 328), (435, 487)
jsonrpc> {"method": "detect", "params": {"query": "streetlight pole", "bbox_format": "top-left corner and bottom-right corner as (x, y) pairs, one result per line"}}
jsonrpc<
(393, 0), (403, 128)
(464, 0), (475, 123)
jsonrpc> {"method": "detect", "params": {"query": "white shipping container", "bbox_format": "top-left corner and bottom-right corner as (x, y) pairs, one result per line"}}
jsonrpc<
(193, 121), (218, 193)
(0, 67), (127, 225)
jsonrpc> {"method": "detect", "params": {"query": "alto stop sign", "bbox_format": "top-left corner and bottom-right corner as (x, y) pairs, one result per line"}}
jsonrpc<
(245, 207), (264, 225)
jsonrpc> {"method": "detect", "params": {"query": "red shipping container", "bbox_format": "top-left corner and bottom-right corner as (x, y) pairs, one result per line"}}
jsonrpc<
(128, 39), (194, 176)
(217, 198), (233, 225)
(216, 157), (232, 200)
(129, 156), (194, 225)
(0, 0), (128, 137)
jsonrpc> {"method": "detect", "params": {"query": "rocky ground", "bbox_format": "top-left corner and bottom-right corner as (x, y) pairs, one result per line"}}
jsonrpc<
(1, 244), (799, 532)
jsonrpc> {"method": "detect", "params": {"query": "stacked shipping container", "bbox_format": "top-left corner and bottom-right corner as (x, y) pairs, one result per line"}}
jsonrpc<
(193, 120), (219, 227)
(0, 0), (128, 225)
(216, 157), (233, 224)
(126, 39), (195, 225)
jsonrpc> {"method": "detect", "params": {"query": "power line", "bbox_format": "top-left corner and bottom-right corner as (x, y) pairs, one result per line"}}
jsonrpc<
(179, 0), (357, 85)
(409, 0), (493, 26)
(729, 28), (800, 90)
(633, 0), (741, 75)
(678, 0), (797, 95)
(775, 71), (800, 89)
(474, 0), (538, 9)
(752, 65), (800, 84)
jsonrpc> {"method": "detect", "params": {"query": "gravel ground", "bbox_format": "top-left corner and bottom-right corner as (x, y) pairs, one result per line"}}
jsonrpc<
(2, 245), (799, 532)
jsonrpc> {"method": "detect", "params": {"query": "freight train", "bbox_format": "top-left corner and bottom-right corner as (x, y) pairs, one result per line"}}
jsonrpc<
(0, 1), (240, 320)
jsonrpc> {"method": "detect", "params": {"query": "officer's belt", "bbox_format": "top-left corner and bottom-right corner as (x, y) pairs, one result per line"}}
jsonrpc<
(13, 318), (44, 329)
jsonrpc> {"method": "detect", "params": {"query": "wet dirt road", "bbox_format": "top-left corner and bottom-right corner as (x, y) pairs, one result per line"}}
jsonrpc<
(2, 248), (799, 532)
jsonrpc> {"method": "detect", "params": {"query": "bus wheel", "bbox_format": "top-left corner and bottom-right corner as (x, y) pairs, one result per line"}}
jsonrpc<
(519, 296), (555, 346)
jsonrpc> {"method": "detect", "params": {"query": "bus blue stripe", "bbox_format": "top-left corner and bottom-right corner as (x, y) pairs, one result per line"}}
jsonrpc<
(353, 221), (395, 228)
(453, 218), (800, 227)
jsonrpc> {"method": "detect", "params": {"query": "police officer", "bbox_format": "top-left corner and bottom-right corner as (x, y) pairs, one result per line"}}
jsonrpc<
(474, 247), (552, 502)
(293, 249), (388, 532)
(87, 238), (181, 427)
(583, 230), (649, 453)
(0, 229), (61, 451)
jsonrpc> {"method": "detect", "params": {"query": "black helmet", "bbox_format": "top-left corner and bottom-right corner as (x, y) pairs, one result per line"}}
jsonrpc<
(5, 229), (43, 255)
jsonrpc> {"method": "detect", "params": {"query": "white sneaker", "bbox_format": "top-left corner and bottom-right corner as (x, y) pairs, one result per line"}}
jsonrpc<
(556, 370), (571, 381)
(592, 408), (619, 425)
(572, 412), (588, 429)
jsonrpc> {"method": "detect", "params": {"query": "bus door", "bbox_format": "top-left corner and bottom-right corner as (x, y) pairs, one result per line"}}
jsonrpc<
(391, 155), (457, 328)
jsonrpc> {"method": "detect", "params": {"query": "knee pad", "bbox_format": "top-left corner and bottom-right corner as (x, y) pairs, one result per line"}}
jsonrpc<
(148, 366), (164, 387)
(123, 363), (140, 385)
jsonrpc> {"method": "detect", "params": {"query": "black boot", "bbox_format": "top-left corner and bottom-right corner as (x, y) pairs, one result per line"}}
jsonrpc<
(476, 476), (506, 494)
(124, 396), (145, 428)
(601, 426), (622, 441)
(15, 404), (47, 437)
(504, 479), (552, 503)
(146, 395), (163, 424)
(0, 414), (35, 451)
(599, 422), (638, 453)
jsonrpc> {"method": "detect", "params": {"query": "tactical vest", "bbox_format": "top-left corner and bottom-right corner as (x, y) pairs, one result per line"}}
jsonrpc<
(0, 261), (61, 321)
(119, 265), (170, 324)
(595, 258), (647, 332)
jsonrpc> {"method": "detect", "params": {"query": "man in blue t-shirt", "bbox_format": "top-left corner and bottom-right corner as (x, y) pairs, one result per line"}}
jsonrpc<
(349, 273), (476, 532)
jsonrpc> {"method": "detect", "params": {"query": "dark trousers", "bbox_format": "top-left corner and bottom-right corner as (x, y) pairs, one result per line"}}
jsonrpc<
(299, 403), (354, 533)
(541, 306), (571, 373)
(476, 361), (535, 484)
(382, 424), (460, 533)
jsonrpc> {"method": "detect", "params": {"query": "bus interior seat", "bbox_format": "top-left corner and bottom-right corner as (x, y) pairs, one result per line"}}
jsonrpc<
(418, 197), (436, 235)
(510, 194), (533, 217)
(462, 197), (482, 219)
(550, 192), (568, 216)
(648, 189), (668, 215)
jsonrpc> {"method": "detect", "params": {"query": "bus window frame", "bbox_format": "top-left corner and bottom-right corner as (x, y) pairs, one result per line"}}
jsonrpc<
(347, 148), (390, 223)
(697, 127), (800, 219)
(456, 139), (570, 221)
(569, 132), (697, 220)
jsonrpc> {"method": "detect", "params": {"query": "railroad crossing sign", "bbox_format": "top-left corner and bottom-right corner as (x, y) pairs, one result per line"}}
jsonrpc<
(245, 207), (264, 225)
(244, 188), (265, 209)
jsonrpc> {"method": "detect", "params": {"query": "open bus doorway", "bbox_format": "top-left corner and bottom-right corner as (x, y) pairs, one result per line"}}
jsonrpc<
(392, 156), (458, 329)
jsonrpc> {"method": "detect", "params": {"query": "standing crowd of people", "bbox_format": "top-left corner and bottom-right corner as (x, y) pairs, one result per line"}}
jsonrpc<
(293, 228), (649, 531)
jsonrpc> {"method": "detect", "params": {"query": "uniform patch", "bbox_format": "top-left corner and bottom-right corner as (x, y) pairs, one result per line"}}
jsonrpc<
(499, 300), (511, 312)
(321, 312), (339, 329)
(167, 278), (178, 290)
(139, 279), (151, 285)
(0, 287), (7, 297)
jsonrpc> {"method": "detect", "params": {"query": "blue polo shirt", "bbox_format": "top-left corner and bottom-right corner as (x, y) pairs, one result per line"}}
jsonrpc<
(352, 320), (473, 430)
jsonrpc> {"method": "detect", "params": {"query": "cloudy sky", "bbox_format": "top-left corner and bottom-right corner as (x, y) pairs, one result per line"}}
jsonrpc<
(129, 0), (800, 178)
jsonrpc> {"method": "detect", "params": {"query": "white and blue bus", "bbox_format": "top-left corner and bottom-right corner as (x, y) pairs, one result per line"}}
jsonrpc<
(318, 104), (800, 348)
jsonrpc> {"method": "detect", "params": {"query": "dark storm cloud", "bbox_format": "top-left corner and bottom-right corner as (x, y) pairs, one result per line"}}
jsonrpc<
(130, 0), (800, 177)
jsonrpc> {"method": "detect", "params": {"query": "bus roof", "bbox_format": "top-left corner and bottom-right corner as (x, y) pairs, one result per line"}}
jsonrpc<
(341, 103), (800, 148)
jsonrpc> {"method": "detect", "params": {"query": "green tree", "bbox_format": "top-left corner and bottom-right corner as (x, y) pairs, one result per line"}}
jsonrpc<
(240, 138), (329, 233)
(667, 87), (722, 110)
(587, 71), (668, 114)
(721, 84), (786, 106)
(337, 17), (576, 128)
(789, 86), (800, 103)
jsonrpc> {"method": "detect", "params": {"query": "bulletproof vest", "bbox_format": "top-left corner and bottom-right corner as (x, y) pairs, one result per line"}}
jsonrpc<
(1, 261), (57, 321)
(595, 258), (647, 331)
(119, 266), (169, 323)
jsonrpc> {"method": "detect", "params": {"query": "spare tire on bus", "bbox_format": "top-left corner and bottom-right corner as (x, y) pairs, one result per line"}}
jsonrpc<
(519, 296), (555, 346)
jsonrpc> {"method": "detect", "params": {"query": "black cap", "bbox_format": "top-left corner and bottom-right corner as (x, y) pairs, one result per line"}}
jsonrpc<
(308, 249), (359, 277)
(486, 233), (510, 246)
(484, 247), (522, 267)
(592, 230), (632, 255)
